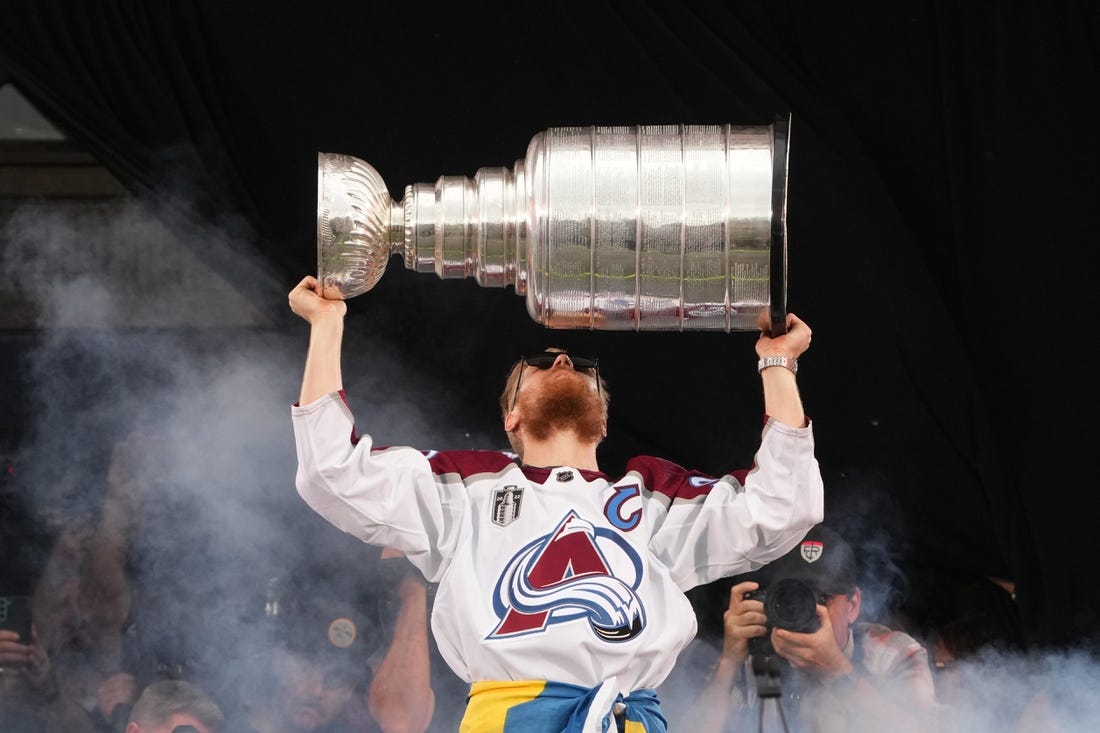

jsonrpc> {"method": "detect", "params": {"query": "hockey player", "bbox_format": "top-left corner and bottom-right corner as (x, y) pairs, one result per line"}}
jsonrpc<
(287, 274), (823, 732)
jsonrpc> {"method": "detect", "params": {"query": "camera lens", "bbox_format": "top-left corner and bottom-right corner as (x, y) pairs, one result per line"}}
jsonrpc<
(764, 578), (821, 633)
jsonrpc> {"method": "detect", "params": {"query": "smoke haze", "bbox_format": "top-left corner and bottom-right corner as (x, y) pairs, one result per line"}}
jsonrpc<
(2, 195), (1099, 731)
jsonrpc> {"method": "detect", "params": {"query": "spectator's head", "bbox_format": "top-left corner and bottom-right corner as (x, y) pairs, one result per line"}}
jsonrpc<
(125, 679), (224, 733)
(263, 595), (372, 732)
(761, 524), (861, 649)
(928, 574), (1025, 701)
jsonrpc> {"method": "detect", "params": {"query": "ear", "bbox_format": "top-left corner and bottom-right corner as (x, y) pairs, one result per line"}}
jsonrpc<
(504, 410), (520, 433)
(600, 419), (608, 438)
(124, 723), (140, 733)
(847, 587), (862, 623)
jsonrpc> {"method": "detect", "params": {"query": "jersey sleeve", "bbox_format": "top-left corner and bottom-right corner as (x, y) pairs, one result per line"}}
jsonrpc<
(291, 391), (453, 579)
(641, 417), (824, 590)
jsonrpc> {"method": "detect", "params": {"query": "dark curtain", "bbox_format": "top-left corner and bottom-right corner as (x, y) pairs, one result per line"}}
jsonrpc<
(2, 0), (1098, 649)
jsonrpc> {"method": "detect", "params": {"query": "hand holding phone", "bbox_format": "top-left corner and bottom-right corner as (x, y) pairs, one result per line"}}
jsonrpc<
(0, 595), (33, 675)
(0, 599), (56, 697)
(0, 595), (32, 642)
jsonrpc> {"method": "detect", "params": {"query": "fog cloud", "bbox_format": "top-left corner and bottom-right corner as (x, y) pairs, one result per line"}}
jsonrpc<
(3, 194), (1097, 731)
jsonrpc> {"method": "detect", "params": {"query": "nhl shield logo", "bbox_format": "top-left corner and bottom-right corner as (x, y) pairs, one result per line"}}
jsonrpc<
(492, 485), (524, 526)
(800, 540), (824, 563)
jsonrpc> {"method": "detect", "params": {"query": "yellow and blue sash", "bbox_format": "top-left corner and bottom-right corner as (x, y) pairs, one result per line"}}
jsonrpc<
(461, 679), (667, 733)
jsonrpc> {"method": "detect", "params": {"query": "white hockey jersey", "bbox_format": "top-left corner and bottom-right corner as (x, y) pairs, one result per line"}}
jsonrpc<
(292, 391), (823, 697)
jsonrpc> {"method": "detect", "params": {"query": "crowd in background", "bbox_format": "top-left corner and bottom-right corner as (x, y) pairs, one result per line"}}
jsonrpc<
(0, 429), (1063, 733)
(0, 430), (467, 733)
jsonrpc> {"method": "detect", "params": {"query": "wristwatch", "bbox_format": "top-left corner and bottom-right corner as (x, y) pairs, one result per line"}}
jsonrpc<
(757, 355), (798, 374)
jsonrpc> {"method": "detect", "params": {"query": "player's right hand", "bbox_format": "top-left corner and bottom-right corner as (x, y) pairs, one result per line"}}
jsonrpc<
(289, 276), (347, 323)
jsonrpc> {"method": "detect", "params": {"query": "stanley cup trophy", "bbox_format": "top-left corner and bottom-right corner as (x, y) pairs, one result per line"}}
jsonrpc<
(317, 115), (790, 333)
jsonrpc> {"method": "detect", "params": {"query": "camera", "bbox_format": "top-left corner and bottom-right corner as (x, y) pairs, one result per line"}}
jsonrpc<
(743, 578), (821, 657)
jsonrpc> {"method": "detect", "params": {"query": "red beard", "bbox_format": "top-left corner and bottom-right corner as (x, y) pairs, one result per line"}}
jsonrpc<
(516, 370), (604, 445)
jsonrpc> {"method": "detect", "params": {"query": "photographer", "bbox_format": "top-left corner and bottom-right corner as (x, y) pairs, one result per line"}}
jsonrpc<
(667, 525), (936, 733)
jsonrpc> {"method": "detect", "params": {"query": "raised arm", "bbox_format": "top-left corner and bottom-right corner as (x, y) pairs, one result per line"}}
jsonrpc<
(289, 275), (348, 406)
(368, 550), (436, 733)
(755, 312), (812, 428)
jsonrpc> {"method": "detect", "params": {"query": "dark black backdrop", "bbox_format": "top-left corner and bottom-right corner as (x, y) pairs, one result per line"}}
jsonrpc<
(1, 1), (1097, 650)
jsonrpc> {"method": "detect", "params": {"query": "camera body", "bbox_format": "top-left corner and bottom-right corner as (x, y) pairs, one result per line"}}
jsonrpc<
(743, 577), (822, 657)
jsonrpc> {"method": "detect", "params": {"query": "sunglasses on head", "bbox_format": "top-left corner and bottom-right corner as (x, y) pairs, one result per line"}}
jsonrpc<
(510, 351), (600, 410)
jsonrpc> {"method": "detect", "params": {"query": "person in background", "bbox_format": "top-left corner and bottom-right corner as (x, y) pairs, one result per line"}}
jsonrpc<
(1, 623), (97, 732)
(925, 572), (1024, 696)
(1, 451), (97, 732)
(28, 491), (123, 721)
(366, 548), (436, 733)
(924, 573), (1069, 732)
(223, 551), (443, 733)
(124, 678), (225, 733)
(225, 588), (377, 733)
(664, 524), (937, 733)
(288, 274), (823, 732)
(11, 430), (226, 732)
(78, 430), (216, 731)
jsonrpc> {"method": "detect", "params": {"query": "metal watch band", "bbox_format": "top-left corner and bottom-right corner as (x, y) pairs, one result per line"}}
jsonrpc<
(757, 355), (798, 374)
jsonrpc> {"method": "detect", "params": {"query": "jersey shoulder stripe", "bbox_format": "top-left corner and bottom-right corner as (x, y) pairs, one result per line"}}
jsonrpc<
(623, 455), (746, 500)
(427, 449), (519, 478)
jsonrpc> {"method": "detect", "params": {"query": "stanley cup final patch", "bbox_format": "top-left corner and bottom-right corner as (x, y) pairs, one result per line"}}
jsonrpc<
(492, 485), (524, 526)
(800, 540), (824, 563)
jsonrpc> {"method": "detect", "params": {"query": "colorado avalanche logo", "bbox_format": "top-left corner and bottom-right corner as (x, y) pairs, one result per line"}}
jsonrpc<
(488, 511), (646, 642)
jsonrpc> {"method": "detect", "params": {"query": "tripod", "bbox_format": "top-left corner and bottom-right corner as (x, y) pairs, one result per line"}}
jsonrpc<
(751, 652), (791, 733)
